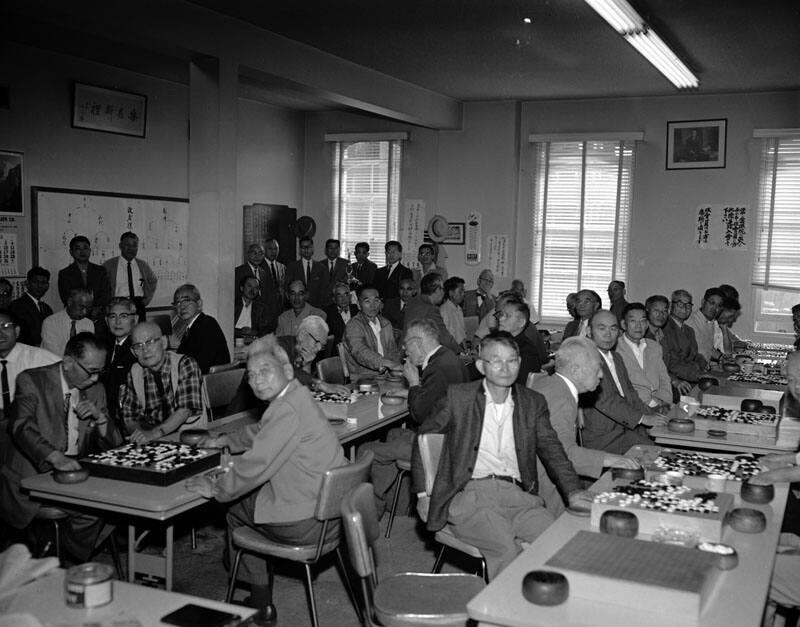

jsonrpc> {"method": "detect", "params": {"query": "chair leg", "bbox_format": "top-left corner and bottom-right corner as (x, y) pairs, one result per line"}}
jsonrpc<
(432, 545), (447, 573)
(303, 564), (319, 627)
(335, 546), (363, 624)
(107, 533), (125, 581)
(191, 527), (197, 550)
(225, 549), (244, 603)
(52, 520), (62, 563)
(480, 557), (489, 583)
(384, 468), (407, 539)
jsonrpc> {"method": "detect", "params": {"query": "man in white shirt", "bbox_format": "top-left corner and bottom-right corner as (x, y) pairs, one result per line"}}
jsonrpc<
(41, 288), (95, 357)
(275, 280), (326, 338)
(686, 287), (725, 362)
(463, 269), (496, 320)
(102, 231), (158, 321)
(412, 243), (448, 287)
(440, 276), (466, 347)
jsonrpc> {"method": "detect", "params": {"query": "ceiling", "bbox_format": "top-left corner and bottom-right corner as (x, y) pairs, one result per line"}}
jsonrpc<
(190, 0), (800, 102)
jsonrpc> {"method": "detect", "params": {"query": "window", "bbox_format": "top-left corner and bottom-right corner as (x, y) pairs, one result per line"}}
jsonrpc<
(751, 132), (800, 335)
(529, 136), (638, 320)
(329, 137), (402, 260)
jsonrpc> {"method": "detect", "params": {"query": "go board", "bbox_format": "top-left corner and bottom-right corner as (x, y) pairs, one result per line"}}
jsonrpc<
(647, 451), (760, 481)
(693, 406), (779, 437)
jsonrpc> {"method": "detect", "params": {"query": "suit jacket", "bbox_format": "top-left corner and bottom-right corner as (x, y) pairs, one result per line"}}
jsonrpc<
(562, 318), (588, 340)
(402, 297), (460, 354)
(579, 350), (653, 455)
(413, 380), (582, 531)
(103, 335), (137, 424)
(323, 303), (359, 346)
(351, 260), (377, 286)
(177, 312), (230, 374)
(234, 298), (271, 338)
(514, 330), (543, 385)
(102, 257), (158, 306)
(318, 257), (349, 306)
(658, 317), (705, 383)
(285, 259), (327, 308)
(239, 260), (285, 333)
(411, 265), (448, 288)
(0, 363), (121, 528)
(407, 346), (468, 425)
(609, 298), (628, 321)
(373, 263), (412, 301)
(381, 298), (405, 331)
(213, 379), (345, 524)
(615, 336), (672, 406)
(462, 290), (495, 320)
(344, 312), (401, 378)
(532, 373), (607, 515)
(9, 293), (53, 346)
(57, 262), (112, 309)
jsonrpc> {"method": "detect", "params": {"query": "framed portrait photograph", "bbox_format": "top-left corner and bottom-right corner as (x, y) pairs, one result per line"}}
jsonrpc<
(0, 150), (23, 214)
(666, 119), (727, 170)
(424, 222), (465, 245)
(72, 82), (147, 138)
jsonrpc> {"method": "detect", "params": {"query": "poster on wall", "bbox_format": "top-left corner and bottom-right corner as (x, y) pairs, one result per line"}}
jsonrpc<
(487, 234), (510, 277)
(400, 199), (426, 270)
(695, 204), (748, 250)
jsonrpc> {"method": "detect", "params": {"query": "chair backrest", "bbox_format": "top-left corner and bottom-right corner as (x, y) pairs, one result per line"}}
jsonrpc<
(525, 370), (549, 389)
(209, 362), (243, 374)
(323, 334), (335, 359)
(315, 449), (374, 520)
(336, 342), (351, 382)
(202, 368), (246, 420)
(417, 433), (445, 497)
(316, 356), (346, 384)
(341, 482), (380, 579)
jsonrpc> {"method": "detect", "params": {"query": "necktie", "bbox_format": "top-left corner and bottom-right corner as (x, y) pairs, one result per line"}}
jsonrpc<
(0, 360), (10, 411)
(153, 372), (172, 423)
(70, 320), (77, 338)
(63, 392), (71, 448)
(305, 262), (310, 285)
(329, 261), (335, 280)
(269, 262), (278, 284)
(127, 261), (135, 298)
(37, 300), (44, 316)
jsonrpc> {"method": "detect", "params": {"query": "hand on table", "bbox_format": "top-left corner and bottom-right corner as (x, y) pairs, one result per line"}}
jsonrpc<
(318, 382), (350, 396)
(46, 450), (82, 472)
(640, 413), (667, 428)
(197, 433), (228, 449)
(567, 490), (595, 510)
(606, 455), (641, 470)
(675, 380), (693, 395)
(185, 474), (216, 498)
(129, 428), (159, 445)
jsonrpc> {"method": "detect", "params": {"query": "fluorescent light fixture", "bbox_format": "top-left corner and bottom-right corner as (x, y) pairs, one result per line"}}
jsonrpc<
(585, 0), (699, 89)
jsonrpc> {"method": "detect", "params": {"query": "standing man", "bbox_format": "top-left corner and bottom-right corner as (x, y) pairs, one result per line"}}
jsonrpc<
(235, 243), (269, 302)
(463, 269), (496, 320)
(234, 276), (270, 342)
(103, 231), (158, 321)
(658, 289), (707, 396)
(608, 280), (628, 322)
(120, 321), (203, 443)
(686, 287), (726, 363)
(413, 331), (590, 579)
(563, 290), (601, 339)
(412, 243), (447, 287)
(344, 286), (402, 379)
(0, 333), (121, 561)
(41, 288), (95, 356)
(373, 240), (412, 301)
(351, 242), (377, 288)
(103, 297), (138, 430)
(174, 284), (230, 374)
(285, 237), (326, 308)
(0, 280), (12, 310)
(381, 277), (415, 333)
(581, 310), (664, 454)
(262, 238), (285, 331)
(10, 266), (53, 346)
(275, 280), (327, 338)
(323, 282), (358, 348)
(57, 235), (111, 320)
(532, 337), (639, 515)
(402, 273), (460, 354)
(319, 239), (348, 306)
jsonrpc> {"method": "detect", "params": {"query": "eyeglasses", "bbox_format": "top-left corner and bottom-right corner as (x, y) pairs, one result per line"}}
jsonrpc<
(172, 297), (198, 307)
(672, 300), (693, 309)
(246, 366), (280, 382)
(0, 322), (16, 330)
(74, 359), (106, 378)
(302, 330), (324, 345)
(479, 357), (521, 369)
(131, 337), (161, 353)
(106, 313), (133, 322)
(0, 291), (11, 297)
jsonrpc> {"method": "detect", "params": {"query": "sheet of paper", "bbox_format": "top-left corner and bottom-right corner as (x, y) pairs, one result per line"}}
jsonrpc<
(487, 234), (510, 277)
(695, 205), (748, 250)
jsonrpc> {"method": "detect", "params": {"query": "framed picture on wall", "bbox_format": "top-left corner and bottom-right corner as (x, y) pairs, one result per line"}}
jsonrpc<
(0, 150), (23, 214)
(666, 119), (727, 170)
(424, 222), (465, 245)
(72, 82), (147, 138)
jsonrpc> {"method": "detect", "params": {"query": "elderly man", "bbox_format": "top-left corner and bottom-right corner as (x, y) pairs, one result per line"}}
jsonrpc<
(413, 331), (590, 579)
(403, 273), (460, 354)
(563, 289), (601, 339)
(686, 287), (726, 362)
(187, 335), (345, 622)
(657, 289), (707, 395)
(276, 280), (327, 338)
(344, 286), (401, 379)
(381, 277), (415, 333)
(10, 266), (53, 347)
(41, 288), (95, 356)
(57, 235), (111, 320)
(285, 237), (326, 308)
(323, 282), (358, 347)
(102, 297), (138, 429)
(235, 242), (269, 291)
(608, 280), (628, 321)
(350, 241), (377, 288)
(373, 240), (412, 301)
(0, 333), (120, 560)
(616, 302), (673, 409)
(532, 337), (639, 515)
(580, 310), (665, 455)
(120, 321), (203, 442)
(173, 283), (230, 374)
(235, 275), (270, 341)
(103, 231), (158, 321)
(440, 276), (466, 347)
(412, 243), (447, 287)
(463, 269), (496, 320)
(496, 299), (541, 385)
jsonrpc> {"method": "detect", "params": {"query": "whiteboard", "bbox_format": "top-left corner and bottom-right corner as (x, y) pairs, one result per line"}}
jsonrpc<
(32, 187), (189, 309)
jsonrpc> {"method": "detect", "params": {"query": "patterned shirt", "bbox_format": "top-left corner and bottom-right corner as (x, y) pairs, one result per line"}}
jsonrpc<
(119, 352), (202, 428)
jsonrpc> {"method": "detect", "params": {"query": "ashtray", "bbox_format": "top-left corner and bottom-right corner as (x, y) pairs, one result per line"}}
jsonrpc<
(740, 479), (774, 504)
(521, 570), (569, 606)
(697, 542), (739, 570)
(707, 429), (727, 438)
(668, 418), (695, 433)
(380, 393), (405, 405)
(728, 507), (767, 533)
(54, 467), (90, 484)
(652, 526), (699, 548)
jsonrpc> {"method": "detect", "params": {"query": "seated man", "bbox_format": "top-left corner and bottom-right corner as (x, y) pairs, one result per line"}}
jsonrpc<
(343, 285), (401, 379)
(717, 297), (745, 354)
(323, 282), (358, 348)
(381, 277), (415, 333)
(616, 302), (672, 409)
(496, 299), (541, 385)
(186, 335), (345, 622)
(174, 283), (230, 374)
(403, 273), (460, 354)
(120, 321), (203, 442)
(580, 310), (665, 455)
(462, 269), (496, 320)
(532, 337), (639, 516)
(234, 275), (270, 342)
(102, 297), (138, 430)
(440, 276), (467, 348)
(657, 289), (707, 395)
(41, 288), (95, 356)
(685, 287), (725, 363)
(414, 331), (590, 579)
(563, 289), (601, 339)
(275, 280), (326, 338)
(0, 333), (121, 560)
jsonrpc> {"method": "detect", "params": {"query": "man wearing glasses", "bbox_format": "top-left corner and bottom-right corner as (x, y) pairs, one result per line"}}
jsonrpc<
(120, 321), (203, 443)
(413, 331), (591, 579)
(173, 283), (230, 374)
(0, 332), (121, 560)
(463, 269), (496, 320)
(659, 289), (707, 396)
(41, 288), (95, 356)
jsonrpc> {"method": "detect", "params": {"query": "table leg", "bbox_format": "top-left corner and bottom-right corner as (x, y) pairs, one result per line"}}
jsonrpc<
(165, 524), (173, 590)
(126, 522), (176, 590)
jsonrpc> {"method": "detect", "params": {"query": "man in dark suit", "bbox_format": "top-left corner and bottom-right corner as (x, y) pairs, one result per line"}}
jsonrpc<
(0, 333), (121, 560)
(562, 289), (601, 339)
(57, 235), (112, 321)
(10, 266), (53, 346)
(652, 289), (707, 396)
(580, 310), (666, 455)
(350, 241), (377, 288)
(373, 240), (412, 301)
(174, 284), (230, 374)
(413, 331), (590, 579)
(322, 281), (358, 347)
(381, 278), (415, 333)
(285, 237), (326, 308)
(103, 297), (138, 431)
(496, 299), (542, 385)
(402, 273), (460, 354)
(318, 239), (349, 307)
(234, 243), (270, 301)
(462, 269), (496, 320)
(234, 276), (271, 340)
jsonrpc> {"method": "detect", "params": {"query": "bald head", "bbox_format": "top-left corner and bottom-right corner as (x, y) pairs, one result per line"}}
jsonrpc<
(589, 309), (620, 351)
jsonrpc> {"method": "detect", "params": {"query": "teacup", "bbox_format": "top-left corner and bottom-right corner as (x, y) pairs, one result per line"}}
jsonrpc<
(705, 473), (726, 492)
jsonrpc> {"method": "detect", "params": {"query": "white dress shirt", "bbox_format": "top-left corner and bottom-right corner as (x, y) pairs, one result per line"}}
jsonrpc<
(473, 380), (521, 480)
(235, 299), (252, 329)
(114, 255), (143, 298)
(41, 310), (94, 357)
(598, 348), (625, 396)
(0, 342), (60, 410)
(368, 318), (384, 356)
(60, 367), (80, 456)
